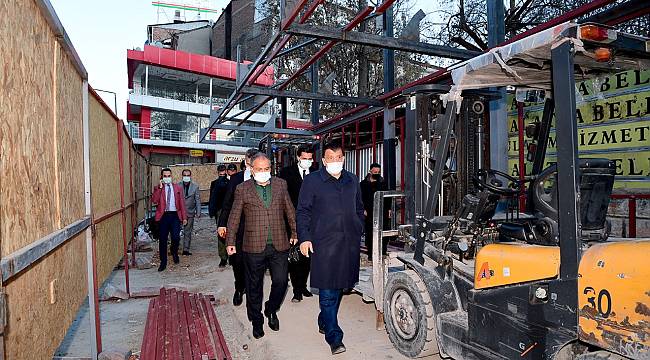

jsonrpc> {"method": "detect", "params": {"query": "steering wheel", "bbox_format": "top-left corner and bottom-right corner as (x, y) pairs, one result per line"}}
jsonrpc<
(532, 165), (559, 220)
(474, 169), (521, 196)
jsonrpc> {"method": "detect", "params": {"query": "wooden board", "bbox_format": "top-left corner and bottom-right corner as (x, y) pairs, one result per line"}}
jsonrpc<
(95, 215), (124, 285)
(89, 95), (121, 217)
(0, 0), (59, 257)
(3, 233), (87, 359)
(55, 46), (85, 227)
(150, 164), (219, 204)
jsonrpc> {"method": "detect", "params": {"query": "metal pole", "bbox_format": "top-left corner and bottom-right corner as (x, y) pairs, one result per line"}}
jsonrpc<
(280, 97), (288, 129)
(236, 45), (242, 88)
(82, 80), (101, 357)
(382, 6), (396, 190)
(144, 65), (149, 96)
(487, 0), (507, 177)
(94, 89), (118, 115)
(209, 78), (213, 107)
(311, 60), (320, 125)
(551, 40), (581, 280)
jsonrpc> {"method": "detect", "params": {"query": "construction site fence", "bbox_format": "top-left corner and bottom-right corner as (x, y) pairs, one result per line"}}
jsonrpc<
(0, 0), (152, 357)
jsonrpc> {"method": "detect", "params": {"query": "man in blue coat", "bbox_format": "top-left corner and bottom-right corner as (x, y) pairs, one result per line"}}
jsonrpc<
(296, 141), (365, 355)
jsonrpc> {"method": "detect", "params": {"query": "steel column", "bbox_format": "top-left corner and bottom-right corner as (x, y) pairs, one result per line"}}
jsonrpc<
(311, 60), (320, 125)
(552, 40), (581, 280)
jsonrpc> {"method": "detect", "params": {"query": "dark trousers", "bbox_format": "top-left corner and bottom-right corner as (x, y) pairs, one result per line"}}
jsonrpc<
(243, 244), (289, 326)
(318, 289), (344, 346)
(289, 254), (310, 296)
(231, 249), (246, 292)
(158, 212), (181, 266)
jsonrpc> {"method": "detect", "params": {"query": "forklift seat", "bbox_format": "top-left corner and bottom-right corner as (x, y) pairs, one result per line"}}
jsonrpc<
(499, 158), (615, 244)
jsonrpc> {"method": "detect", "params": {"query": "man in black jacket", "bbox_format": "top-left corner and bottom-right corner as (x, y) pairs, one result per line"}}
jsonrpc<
(359, 163), (389, 261)
(279, 144), (318, 302)
(209, 164), (229, 267)
(218, 148), (258, 306)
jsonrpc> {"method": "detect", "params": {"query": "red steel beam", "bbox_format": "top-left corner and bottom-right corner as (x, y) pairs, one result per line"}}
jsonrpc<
(375, 0), (397, 14)
(281, 0), (312, 30)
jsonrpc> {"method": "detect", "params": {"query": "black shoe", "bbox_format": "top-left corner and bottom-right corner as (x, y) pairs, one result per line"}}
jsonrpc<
(172, 253), (180, 264)
(266, 312), (279, 331)
(291, 294), (302, 303)
(318, 326), (325, 334)
(302, 289), (313, 297)
(330, 344), (346, 355)
(252, 325), (265, 339)
(158, 264), (166, 272)
(182, 251), (192, 256)
(218, 259), (227, 268)
(233, 290), (243, 306)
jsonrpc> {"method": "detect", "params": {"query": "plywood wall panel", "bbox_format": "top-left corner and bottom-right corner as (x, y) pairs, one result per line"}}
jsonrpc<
(89, 96), (121, 217)
(56, 47), (85, 226)
(3, 233), (87, 359)
(95, 215), (124, 285)
(0, 0), (59, 257)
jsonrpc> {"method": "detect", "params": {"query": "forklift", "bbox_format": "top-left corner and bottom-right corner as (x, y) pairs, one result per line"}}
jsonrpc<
(370, 22), (650, 359)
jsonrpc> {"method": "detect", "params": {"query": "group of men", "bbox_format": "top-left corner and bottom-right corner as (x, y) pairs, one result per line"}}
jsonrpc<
(153, 142), (389, 356)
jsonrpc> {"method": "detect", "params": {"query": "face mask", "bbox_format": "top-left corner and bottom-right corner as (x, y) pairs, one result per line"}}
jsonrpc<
(182, 176), (191, 182)
(325, 161), (344, 175)
(298, 159), (313, 169)
(162, 177), (172, 184)
(371, 174), (381, 180)
(253, 171), (271, 184)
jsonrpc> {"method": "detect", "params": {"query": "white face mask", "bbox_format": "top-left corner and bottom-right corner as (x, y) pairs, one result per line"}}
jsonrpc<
(298, 159), (313, 169)
(325, 161), (344, 175)
(182, 176), (191, 182)
(253, 171), (271, 184)
(162, 177), (172, 184)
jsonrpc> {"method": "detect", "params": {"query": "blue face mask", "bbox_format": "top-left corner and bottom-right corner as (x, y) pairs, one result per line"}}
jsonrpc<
(182, 176), (191, 183)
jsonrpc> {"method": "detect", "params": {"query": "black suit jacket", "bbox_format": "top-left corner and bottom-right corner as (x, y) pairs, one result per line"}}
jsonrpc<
(279, 164), (318, 208)
(218, 171), (247, 245)
(208, 176), (229, 217)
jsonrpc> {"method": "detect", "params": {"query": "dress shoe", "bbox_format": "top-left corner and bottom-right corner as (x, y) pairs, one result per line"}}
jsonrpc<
(252, 325), (265, 339)
(291, 294), (302, 303)
(218, 259), (227, 268)
(266, 312), (280, 331)
(158, 264), (166, 272)
(330, 344), (346, 355)
(172, 253), (180, 264)
(318, 326), (325, 334)
(302, 289), (313, 297)
(182, 251), (192, 256)
(233, 290), (244, 306)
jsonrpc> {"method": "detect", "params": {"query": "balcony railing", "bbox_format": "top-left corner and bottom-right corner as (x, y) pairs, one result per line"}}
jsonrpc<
(128, 125), (263, 144)
(130, 86), (228, 107)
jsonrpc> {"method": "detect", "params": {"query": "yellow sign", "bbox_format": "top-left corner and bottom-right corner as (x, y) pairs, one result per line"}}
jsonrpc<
(189, 150), (204, 157)
(507, 69), (650, 190)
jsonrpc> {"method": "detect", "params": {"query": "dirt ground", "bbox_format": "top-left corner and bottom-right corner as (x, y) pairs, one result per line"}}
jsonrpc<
(56, 217), (438, 359)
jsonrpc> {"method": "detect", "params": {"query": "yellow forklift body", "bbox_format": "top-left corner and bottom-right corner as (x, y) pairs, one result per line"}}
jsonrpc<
(578, 240), (650, 359)
(474, 243), (560, 290)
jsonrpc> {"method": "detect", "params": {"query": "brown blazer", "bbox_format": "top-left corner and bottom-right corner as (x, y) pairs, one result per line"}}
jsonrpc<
(226, 177), (297, 253)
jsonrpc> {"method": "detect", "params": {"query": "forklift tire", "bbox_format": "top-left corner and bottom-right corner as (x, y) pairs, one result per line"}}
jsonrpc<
(384, 270), (439, 358)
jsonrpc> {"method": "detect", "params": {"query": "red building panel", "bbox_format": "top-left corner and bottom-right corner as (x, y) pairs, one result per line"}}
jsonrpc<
(128, 45), (274, 87)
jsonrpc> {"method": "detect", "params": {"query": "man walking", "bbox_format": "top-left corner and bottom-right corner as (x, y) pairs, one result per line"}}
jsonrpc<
(359, 163), (389, 261)
(152, 168), (188, 272)
(209, 164), (229, 266)
(179, 169), (201, 256)
(279, 144), (317, 303)
(218, 148), (259, 306)
(297, 141), (364, 355)
(226, 153), (297, 339)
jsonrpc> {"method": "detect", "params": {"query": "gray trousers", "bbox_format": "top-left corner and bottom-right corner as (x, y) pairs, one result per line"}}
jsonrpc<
(183, 216), (195, 251)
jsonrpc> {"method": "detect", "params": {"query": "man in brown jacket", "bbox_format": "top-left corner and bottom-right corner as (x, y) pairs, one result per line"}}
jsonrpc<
(226, 152), (297, 339)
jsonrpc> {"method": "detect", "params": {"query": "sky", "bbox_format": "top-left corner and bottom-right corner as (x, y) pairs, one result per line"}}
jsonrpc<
(50, 0), (441, 120)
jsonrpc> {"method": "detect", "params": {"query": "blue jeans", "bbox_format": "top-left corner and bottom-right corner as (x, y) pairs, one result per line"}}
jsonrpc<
(318, 289), (344, 346)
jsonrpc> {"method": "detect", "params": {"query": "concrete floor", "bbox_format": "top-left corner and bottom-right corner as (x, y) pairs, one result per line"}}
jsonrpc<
(56, 217), (439, 359)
